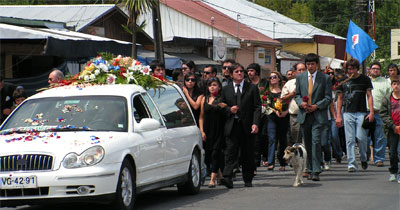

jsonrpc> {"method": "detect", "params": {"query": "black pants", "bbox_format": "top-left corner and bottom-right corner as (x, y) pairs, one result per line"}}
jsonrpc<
(254, 116), (268, 166)
(223, 119), (255, 182)
(388, 130), (400, 174)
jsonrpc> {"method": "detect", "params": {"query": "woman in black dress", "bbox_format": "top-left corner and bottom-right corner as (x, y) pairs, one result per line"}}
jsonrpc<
(182, 72), (204, 125)
(199, 78), (226, 188)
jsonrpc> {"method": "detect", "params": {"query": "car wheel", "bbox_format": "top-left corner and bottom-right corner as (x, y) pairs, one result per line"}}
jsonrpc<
(112, 159), (135, 210)
(177, 150), (201, 195)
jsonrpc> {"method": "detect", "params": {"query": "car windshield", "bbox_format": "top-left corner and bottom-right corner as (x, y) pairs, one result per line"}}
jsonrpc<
(0, 96), (128, 134)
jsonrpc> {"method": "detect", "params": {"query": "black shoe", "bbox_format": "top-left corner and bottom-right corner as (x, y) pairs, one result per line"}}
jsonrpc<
(244, 182), (253, 187)
(336, 158), (342, 164)
(312, 174), (320, 181)
(208, 184), (216, 188)
(221, 177), (233, 189)
(361, 161), (368, 170)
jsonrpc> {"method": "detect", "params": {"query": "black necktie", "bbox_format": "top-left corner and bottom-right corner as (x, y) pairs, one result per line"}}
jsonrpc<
(236, 84), (241, 106)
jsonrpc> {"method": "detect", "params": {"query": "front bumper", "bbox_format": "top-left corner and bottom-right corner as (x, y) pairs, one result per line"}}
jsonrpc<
(0, 163), (120, 206)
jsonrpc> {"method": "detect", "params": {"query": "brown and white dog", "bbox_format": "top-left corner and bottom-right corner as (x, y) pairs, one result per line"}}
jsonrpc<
(283, 143), (307, 187)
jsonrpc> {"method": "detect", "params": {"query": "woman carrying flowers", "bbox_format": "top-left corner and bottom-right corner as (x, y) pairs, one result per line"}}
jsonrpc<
(261, 71), (289, 171)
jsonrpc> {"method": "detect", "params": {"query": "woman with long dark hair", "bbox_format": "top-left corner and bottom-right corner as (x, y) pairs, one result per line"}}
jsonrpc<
(182, 72), (204, 125)
(261, 71), (289, 171)
(199, 77), (226, 188)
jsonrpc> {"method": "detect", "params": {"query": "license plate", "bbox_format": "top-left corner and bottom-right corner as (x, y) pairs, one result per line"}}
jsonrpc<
(0, 175), (38, 189)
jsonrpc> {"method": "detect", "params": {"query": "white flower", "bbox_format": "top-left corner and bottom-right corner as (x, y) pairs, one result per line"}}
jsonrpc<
(84, 75), (90, 81)
(89, 74), (96, 80)
(107, 74), (117, 84)
(99, 63), (109, 72)
(123, 71), (135, 83)
(94, 69), (100, 75)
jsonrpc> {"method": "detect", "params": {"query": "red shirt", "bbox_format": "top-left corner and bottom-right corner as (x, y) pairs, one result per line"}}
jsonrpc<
(391, 94), (400, 126)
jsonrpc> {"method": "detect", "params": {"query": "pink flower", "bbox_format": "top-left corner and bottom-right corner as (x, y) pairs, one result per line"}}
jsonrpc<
(107, 74), (116, 84)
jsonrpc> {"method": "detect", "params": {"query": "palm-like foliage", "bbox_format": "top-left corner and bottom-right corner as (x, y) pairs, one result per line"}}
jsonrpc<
(117, 0), (157, 58)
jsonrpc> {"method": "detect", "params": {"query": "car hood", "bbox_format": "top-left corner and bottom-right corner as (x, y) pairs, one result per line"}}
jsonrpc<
(0, 131), (126, 156)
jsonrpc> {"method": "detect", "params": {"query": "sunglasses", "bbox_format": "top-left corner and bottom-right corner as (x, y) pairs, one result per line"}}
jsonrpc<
(234, 70), (244, 74)
(269, 75), (278, 80)
(327, 72), (334, 75)
(182, 67), (189, 70)
(222, 66), (230, 69)
(203, 71), (211, 75)
(185, 78), (196, 82)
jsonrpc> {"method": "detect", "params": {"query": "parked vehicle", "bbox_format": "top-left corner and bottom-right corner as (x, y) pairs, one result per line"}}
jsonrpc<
(0, 84), (203, 209)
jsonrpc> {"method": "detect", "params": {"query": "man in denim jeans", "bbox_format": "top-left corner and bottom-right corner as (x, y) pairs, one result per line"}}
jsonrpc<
(368, 61), (391, 166)
(336, 59), (374, 172)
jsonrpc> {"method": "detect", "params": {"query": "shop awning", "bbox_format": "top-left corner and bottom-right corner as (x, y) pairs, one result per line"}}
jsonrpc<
(0, 23), (181, 69)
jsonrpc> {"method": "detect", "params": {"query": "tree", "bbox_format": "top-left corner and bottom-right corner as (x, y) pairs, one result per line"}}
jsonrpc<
(116, 0), (156, 58)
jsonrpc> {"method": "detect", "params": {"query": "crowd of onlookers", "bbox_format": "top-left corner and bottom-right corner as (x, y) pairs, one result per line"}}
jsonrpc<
(1, 56), (399, 188)
(149, 55), (400, 188)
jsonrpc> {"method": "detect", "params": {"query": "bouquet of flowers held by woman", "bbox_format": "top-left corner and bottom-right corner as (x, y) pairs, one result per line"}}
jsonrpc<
(260, 90), (288, 115)
(48, 52), (167, 90)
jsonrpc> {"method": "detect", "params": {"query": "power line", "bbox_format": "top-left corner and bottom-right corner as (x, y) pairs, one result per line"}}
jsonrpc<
(201, 0), (399, 29)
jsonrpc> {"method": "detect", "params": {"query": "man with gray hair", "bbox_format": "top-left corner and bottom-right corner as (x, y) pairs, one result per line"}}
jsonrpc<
(48, 68), (64, 84)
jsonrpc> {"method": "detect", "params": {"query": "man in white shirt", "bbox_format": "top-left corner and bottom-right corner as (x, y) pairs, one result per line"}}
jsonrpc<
(281, 63), (306, 145)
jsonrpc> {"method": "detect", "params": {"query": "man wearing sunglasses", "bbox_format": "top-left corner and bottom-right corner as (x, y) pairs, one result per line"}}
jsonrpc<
(220, 63), (261, 188)
(220, 59), (235, 87)
(294, 53), (332, 181)
(202, 65), (217, 80)
(198, 65), (217, 94)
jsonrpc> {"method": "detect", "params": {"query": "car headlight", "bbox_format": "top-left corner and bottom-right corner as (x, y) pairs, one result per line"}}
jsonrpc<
(63, 146), (105, 169)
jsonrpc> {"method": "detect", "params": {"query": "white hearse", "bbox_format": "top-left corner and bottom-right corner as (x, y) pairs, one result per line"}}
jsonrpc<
(0, 84), (203, 209)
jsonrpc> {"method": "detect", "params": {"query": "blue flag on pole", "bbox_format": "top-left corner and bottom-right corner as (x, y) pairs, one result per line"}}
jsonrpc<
(345, 20), (378, 63)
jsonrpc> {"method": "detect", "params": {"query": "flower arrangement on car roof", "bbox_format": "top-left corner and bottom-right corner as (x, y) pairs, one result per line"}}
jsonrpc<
(51, 52), (167, 90)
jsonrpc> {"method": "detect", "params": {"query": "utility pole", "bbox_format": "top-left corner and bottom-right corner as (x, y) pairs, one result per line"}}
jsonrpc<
(368, 0), (376, 60)
(357, 0), (368, 74)
(152, 0), (164, 64)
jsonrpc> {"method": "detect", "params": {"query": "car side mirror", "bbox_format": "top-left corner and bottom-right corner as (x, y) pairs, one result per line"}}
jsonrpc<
(135, 118), (160, 132)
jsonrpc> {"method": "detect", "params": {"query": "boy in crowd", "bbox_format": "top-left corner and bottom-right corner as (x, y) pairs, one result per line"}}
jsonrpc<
(380, 75), (400, 183)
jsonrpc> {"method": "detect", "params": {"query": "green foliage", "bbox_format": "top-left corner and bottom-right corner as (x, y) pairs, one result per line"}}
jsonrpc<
(254, 0), (400, 62)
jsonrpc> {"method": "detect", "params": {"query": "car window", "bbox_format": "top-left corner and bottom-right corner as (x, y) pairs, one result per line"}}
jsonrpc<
(148, 85), (195, 129)
(132, 95), (150, 123)
(1, 96), (128, 132)
(141, 93), (164, 126)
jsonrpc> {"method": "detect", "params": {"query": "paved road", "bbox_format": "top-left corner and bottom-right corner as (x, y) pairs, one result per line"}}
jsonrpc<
(3, 156), (399, 210)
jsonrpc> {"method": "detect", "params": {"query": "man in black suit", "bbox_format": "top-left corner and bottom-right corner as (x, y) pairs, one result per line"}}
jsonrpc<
(221, 63), (261, 188)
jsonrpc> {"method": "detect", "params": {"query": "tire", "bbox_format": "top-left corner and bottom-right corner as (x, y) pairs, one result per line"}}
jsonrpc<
(111, 159), (136, 210)
(177, 150), (201, 195)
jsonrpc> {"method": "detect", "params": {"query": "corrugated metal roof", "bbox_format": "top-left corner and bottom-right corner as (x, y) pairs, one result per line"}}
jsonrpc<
(0, 23), (130, 42)
(0, 4), (117, 31)
(203, 0), (345, 41)
(159, 0), (279, 45)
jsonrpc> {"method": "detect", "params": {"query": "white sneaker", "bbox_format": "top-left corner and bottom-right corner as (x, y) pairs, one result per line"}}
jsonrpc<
(389, 174), (396, 182)
(348, 167), (356, 172)
(324, 162), (331, 170)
